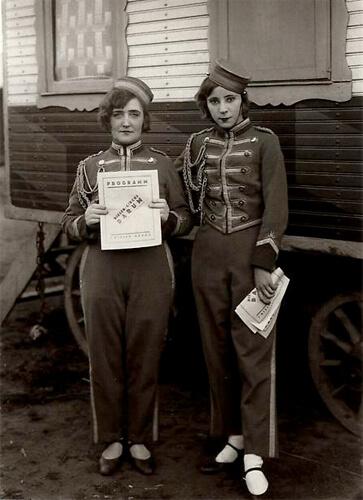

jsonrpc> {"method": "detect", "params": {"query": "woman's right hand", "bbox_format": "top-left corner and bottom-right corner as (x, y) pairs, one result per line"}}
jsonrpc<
(85, 203), (108, 228)
(254, 267), (277, 305)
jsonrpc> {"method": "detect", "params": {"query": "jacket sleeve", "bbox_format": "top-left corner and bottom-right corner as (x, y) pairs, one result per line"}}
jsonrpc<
(251, 132), (288, 272)
(162, 157), (194, 239)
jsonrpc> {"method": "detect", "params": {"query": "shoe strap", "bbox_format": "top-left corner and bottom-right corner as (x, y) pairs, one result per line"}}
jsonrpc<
(244, 466), (263, 475)
(226, 442), (243, 453)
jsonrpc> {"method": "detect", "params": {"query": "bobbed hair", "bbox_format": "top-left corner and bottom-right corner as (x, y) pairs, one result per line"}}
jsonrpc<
(97, 88), (151, 133)
(195, 77), (250, 122)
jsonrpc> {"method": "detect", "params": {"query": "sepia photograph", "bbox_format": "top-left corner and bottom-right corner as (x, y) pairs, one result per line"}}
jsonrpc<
(0, 1), (362, 499)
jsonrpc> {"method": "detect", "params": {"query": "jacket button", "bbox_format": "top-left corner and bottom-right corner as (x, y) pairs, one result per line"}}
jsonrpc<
(211, 201), (216, 206)
(241, 168), (247, 174)
(210, 214), (216, 221)
(238, 200), (245, 206)
(239, 186), (245, 192)
(241, 215), (248, 222)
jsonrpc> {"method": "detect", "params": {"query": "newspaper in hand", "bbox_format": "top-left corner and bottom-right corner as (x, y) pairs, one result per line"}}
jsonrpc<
(235, 268), (289, 338)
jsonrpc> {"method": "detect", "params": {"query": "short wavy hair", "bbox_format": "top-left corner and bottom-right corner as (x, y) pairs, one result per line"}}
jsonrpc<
(195, 77), (250, 121)
(97, 88), (151, 132)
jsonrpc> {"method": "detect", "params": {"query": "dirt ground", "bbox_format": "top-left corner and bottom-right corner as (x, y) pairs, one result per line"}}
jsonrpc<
(0, 287), (362, 500)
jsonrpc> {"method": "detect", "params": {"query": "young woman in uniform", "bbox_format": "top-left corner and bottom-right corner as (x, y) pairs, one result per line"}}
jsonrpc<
(175, 59), (288, 496)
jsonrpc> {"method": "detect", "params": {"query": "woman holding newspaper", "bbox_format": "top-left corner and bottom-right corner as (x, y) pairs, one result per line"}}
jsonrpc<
(62, 78), (192, 477)
(175, 59), (288, 496)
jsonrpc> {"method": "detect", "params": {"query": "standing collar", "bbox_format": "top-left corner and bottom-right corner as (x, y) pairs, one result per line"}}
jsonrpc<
(111, 140), (142, 155)
(214, 117), (252, 137)
(231, 117), (252, 134)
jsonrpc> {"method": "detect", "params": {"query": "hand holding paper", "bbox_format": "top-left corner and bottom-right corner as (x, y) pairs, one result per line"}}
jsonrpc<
(97, 170), (162, 250)
(235, 268), (289, 338)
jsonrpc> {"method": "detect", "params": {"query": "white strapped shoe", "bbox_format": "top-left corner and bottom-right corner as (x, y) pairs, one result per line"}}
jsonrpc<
(243, 454), (269, 496)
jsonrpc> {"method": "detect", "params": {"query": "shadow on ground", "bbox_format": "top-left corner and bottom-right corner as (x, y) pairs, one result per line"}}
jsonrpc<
(0, 287), (361, 500)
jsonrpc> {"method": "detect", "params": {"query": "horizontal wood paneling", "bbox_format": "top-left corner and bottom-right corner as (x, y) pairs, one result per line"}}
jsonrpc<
(346, 0), (363, 93)
(126, 0), (209, 100)
(3, 0), (363, 104)
(8, 97), (363, 242)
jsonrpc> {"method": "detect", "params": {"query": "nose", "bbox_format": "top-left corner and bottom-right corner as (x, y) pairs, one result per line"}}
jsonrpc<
(219, 100), (228, 114)
(122, 113), (130, 127)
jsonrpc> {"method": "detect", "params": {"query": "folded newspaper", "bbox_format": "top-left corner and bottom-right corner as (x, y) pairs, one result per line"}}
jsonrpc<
(235, 268), (289, 338)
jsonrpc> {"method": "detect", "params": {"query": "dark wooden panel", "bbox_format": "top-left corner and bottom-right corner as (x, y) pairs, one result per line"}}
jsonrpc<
(8, 97), (363, 242)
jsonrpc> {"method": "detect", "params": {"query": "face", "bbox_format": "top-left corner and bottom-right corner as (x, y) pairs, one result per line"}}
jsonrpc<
(207, 86), (243, 129)
(110, 97), (144, 145)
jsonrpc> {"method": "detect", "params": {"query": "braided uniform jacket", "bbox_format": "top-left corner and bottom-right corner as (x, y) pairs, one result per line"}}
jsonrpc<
(62, 141), (193, 242)
(176, 118), (288, 271)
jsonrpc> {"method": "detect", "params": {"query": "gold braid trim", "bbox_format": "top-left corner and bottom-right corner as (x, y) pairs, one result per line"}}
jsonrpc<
(182, 128), (212, 219)
(76, 151), (103, 209)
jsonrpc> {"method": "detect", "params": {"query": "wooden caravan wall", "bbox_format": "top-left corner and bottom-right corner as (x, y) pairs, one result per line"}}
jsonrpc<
(3, 0), (363, 243)
(7, 97), (363, 242)
(4, 0), (362, 105)
(4, 0), (209, 105)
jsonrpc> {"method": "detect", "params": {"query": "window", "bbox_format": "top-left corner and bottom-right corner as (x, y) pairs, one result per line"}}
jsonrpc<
(208, 0), (352, 105)
(36, 0), (127, 110)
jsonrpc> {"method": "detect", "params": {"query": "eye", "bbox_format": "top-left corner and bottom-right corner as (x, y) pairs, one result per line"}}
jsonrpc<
(130, 111), (141, 117)
(226, 96), (236, 102)
(112, 111), (122, 118)
(208, 98), (219, 105)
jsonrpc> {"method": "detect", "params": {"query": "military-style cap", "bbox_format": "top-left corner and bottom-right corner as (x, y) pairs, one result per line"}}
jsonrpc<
(209, 59), (251, 93)
(115, 76), (154, 106)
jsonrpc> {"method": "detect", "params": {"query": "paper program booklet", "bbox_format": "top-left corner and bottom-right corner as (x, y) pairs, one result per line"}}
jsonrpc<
(97, 170), (162, 250)
(235, 268), (289, 338)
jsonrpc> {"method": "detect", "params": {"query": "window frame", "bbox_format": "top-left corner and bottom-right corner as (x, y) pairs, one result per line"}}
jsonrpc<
(36, 0), (128, 111)
(207, 0), (352, 105)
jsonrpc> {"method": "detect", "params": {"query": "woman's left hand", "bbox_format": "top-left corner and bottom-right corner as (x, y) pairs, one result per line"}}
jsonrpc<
(149, 198), (170, 224)
(254, 267), (277, 305)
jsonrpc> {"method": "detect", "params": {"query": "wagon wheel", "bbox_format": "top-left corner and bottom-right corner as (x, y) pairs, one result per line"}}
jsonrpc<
(64, 242), (88, 356)
(308, 291), (362, 436)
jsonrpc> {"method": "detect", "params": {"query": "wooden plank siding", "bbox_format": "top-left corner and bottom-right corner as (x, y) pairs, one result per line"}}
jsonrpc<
(126, 0), (209, 101)
(7, 96), (363, 242)
(3, 0), (363, 245)
(346, 0), (363, 95)
(3, 0), (362, 104)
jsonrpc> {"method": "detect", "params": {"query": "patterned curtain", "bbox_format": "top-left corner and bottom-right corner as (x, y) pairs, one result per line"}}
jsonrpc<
(54, 0), (113, 81)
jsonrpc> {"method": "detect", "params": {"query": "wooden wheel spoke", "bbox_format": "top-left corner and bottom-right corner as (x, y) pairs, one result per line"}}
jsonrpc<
(320, 359), (342, 367)
(334, 307), (362, 345)
(309, 292), (363, 435)
(320, 329), (352, 353)
(331, 384), (347, 397)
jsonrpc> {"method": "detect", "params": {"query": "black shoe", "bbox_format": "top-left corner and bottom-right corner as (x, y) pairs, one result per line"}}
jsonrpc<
(199, 459), (231, 474)
(199, 443), (244, 475)
(131, 454), (155, 475)
(99, 454), (123, 476)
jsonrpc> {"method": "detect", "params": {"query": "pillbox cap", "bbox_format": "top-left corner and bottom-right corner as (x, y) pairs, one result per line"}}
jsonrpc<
(115, 76), (154, 106)
(209, 59), (251, 93)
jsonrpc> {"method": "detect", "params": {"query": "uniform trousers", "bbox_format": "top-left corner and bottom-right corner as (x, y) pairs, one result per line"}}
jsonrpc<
(192, 223), (277, 457)
(80, 242), (173, 445)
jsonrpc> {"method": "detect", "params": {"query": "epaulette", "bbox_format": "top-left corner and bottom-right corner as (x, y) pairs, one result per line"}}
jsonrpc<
(82, 150), (104, 164)
(255, 125), (275, 135)
(150, 147), (168, 157)
(196, 126), (214, 136)
(193, 127), (214, 139)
